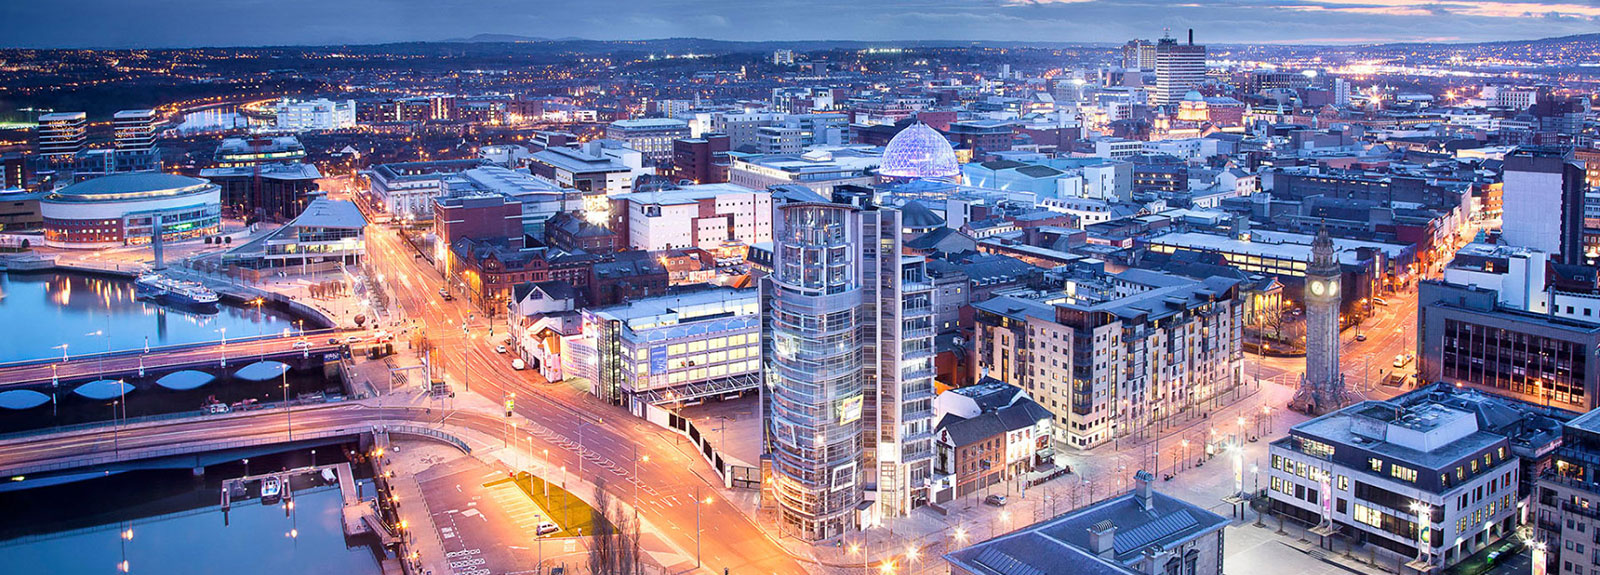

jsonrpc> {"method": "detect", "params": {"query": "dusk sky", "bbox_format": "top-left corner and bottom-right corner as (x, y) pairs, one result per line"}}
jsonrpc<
(3, 0), (1599, 48)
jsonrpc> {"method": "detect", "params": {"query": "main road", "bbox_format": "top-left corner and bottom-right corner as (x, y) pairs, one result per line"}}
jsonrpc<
(356, 209), (807, 574)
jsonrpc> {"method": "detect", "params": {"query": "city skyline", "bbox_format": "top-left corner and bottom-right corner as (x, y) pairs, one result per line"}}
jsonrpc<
(3, 0), (1600, 48)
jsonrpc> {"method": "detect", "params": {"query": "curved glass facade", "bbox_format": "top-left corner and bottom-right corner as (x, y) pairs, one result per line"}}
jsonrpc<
(766, 204), (865, 541)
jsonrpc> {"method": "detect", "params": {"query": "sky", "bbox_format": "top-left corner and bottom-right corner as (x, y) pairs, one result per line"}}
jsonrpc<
(2, 0), (1598, 48)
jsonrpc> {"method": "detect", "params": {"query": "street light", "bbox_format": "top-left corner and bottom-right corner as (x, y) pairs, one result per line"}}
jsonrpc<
(696, 488), (714, 568)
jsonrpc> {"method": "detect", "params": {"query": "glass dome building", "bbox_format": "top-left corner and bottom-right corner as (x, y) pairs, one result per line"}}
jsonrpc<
(878, 123), (959, 181)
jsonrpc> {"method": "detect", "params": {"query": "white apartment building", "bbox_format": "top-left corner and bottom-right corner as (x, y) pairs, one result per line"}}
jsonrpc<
(274, 98), (357, 132)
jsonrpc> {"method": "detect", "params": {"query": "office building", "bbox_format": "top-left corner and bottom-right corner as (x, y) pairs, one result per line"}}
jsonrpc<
(945, 471), (1228, 575)
(1154, 31), (1206, 107)
(1123, 38), (1157, 70)
(1501, 148), (1587, 265)
(365, 159), (482, 220)
(671, 134), (731, 184)
(585, 286), (762, 408)
(200, 162), (321, 222)
(974, 269), (1245, 448)
(41, 173), (221, 249)
(112, 109), (157, 152)
(274, 98), (357, 132)
(1534, 409), (1600, 575)
(1418, 279), (1600, 412)
(607, 183), (772, 253)
(36, 112), (87, 158)
(605, 118), (690, 164)
(214, 135), (307, 168)
(2, 153), (26, 190)
(1268, 383), (1562, 570)
(762, 189), (937, 540)
(728, 147), (884, 194)
(528, 145), (637, 195)
(446, 166), (584, 237)
(223, 198), (366, 273)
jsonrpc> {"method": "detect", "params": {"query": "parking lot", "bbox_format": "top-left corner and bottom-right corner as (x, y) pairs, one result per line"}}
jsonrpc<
(418, 457), (588, 575)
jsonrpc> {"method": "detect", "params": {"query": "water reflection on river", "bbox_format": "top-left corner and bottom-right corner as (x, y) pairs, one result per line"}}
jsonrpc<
(0, 272), (300, 362)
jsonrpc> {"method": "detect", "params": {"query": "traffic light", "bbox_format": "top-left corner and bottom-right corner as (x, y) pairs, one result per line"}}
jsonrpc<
(504, 397), (514, 417)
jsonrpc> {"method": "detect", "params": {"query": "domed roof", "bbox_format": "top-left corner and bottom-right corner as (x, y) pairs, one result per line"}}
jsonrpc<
(880, 123), (959, 180)
(899, 200), (946, 231)
(51, 173), (213, 202)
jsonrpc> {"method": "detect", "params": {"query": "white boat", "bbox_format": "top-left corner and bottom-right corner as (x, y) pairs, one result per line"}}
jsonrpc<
(135, 274), (219, 307)
(261, 476), (282, 503)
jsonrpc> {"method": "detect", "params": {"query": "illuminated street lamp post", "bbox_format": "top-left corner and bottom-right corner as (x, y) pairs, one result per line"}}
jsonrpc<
(696, 487), (714, 568)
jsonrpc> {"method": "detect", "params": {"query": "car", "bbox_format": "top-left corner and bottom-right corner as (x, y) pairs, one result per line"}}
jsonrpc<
(985, 494), (1007, 507)
(495, 345), (507, 354)
(345, 336), (363, 344)
(1393, 353), (1414, 368)
(511, 358), (526, 371)
(373, 331), (393, 342)
(536, 520), (560, 536)
(292, 340), (312, 350)
(328, 337), (342, 345)
(1373, 297), (1389, 306)
(1355, 333), (1367, 342)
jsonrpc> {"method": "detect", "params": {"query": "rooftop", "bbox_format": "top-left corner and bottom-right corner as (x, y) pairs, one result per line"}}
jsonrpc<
(945, 481), (1227, 574)
(49, 173), (214, 201)
(289, 198), (367, 230)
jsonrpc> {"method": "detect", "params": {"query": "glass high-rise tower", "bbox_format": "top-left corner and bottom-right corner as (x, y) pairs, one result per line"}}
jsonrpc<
(762, 189), (937, 541)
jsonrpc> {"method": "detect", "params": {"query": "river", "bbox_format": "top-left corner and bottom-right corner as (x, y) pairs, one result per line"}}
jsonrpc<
(0, 272), (301, 363)
(0, 464), (384, 575)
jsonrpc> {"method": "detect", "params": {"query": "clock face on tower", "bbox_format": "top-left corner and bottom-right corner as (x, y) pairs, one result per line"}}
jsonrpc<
(1310, 281), (1324, 296)
(1310, 279), (1339, 298)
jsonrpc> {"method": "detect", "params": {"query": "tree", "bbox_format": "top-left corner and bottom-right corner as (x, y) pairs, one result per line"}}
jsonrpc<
(586, 479), (642, 575)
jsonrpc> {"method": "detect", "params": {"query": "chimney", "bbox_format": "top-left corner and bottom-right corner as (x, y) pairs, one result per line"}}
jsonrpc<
(1188, 29), (1194, 45)
(1134, 469), (1155, 511)
(1088, 520), (1117, 558)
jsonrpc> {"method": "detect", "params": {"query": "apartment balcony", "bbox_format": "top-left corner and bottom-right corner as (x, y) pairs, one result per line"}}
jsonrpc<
(902, 326), (936, 340)
(903, 387), (936, 402)
(903, 408), (934, 422)
(902, 280), (933, 293)
(902, 366), (936, 381)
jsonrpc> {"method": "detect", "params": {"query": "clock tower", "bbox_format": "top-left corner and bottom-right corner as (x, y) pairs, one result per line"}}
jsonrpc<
(1292, 226), (1348, 414)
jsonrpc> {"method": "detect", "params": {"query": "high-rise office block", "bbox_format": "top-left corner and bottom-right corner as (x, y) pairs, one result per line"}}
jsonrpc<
(1501, 148), (1586, 265)
(762, 188), (936, 541)
(113, 109), (157, 152)
(1154, 30), (1206, 107)
(36, 112), (87, 158)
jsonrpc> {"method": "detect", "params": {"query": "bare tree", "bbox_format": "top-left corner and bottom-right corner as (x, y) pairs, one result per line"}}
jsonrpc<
(586, 479), (643, 575)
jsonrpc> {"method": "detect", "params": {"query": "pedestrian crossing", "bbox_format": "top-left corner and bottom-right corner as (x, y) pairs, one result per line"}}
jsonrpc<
(517, 418), (660, 498)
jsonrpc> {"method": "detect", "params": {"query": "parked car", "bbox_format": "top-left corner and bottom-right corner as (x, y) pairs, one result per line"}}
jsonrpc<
(985, 494), (1007, 507)
(1393, 353), (1414, 368)
(495, 345), (507, 354)
(536, 520), (560, 536)
(511, 358), (526, 371)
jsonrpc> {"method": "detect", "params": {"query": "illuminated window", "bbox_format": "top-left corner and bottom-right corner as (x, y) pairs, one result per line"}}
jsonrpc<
(1369, 458), (1383, 472)
(1391, 465), (1418, 483)
(1353, 504), (1384, 528)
